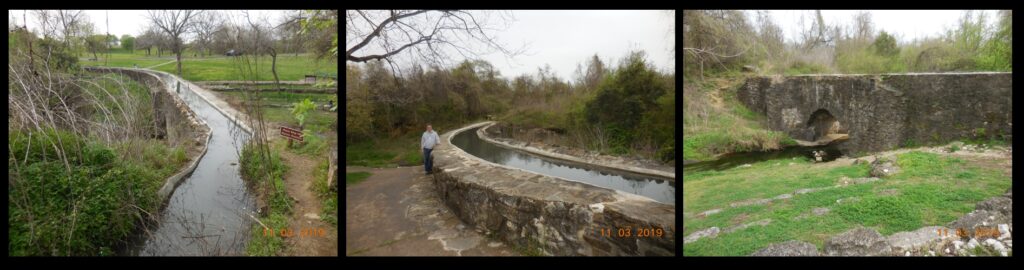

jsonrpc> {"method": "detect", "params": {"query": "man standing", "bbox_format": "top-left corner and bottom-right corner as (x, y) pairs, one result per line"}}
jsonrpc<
(421, 124), (441, 175)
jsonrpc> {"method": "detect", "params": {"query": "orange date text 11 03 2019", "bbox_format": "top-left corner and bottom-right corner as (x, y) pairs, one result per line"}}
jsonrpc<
(938, 227), (1002, 238)
(263, 227), (328, 238)
(594, 226), (665, 238)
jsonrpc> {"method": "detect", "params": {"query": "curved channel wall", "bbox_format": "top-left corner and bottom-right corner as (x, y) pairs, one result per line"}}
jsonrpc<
(431, 121), (675, 256)
(84, 67), (211, 204)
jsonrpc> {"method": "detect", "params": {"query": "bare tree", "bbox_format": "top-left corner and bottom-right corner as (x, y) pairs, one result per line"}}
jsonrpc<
(756, 11), (785, 62)
(682, 10), (752, 80)
(135, 27), (160, 56)
(345, 10), (526, 74)
(240, 11), (284, 90)
(851, 11), (875, 42)
(147, 10), (203, 75)
(277, 10), (307, 56)
(211, 23), (239, 55)
(190, 11), (223, 57)
(54, 10), (86, 48)
(32, 10), (60, 39)
(799, 10), (839, 51)
(34, 10), (90, 56)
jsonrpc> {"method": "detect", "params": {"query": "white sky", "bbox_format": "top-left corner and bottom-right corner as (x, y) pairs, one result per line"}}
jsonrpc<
(8, 10), (295, 41)
(347, 10), (675, 81)
(752, 10), (1002, 44)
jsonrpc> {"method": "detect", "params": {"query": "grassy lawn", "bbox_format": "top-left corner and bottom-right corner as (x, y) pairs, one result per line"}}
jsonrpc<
(682, 151), (1010, 256)
(223, 91), (335, 107)
(80, 50), (337, 82)
(345, 131), (425, 168)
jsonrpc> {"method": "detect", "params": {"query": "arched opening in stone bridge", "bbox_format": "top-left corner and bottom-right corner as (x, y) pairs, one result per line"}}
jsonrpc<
(806, 109), (846, 143)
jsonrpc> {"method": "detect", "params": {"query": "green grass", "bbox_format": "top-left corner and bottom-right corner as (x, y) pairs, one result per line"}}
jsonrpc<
(313, 158), (338, 226)
(683, 151), (1010, 256)
(346, 172), (372, 186)
(346, 131), (424, 168)
(246, 211), (289, 256)
(224, 91), (335, 105)
(261, 107), (335, 132)
(80, 50), (337, 82)
(238, 140), (295, 256)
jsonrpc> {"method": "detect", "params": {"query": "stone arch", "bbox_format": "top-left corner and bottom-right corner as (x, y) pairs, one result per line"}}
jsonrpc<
(807, 109), (841, 141)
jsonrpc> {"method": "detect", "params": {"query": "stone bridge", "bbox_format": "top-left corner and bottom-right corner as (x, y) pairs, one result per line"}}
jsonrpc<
(737, 72), (1012, 155)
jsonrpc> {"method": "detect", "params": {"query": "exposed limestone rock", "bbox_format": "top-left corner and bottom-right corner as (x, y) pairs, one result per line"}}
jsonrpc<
(887, 226), (953, 253)
(947, 210), (1010, 238)
(751, 240), (819, 256)
(975, 196), (1012, 218)
(684, 227), (720, 244)
(724, 219), (771, 233)
(824, 227), (892, 256)
(869, 157), (900, 178)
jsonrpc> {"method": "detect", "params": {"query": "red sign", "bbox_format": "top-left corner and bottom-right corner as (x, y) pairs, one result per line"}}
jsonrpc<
(280, 127), (304, 142)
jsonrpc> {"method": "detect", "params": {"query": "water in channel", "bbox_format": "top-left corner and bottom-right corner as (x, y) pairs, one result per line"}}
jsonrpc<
(450, 127), (675, 205)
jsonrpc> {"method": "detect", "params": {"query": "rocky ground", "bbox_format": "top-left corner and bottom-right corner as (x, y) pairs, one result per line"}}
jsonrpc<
(753, 187), (1011, 256)
(748, 142), (1013, 257)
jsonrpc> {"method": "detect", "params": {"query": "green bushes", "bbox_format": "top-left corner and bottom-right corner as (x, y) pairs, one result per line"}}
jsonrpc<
(8, 129), (168, 256)
(580, 52), (674, 160)
(836, 48), (905, 74)
(239, 141), (287, 184)
(783, 61), (831, 75)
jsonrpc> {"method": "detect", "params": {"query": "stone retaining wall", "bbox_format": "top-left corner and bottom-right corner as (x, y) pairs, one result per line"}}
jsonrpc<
(738, 73), (1012, 155)
(431, 122), (675, 256)
(84, 67), (211, 204)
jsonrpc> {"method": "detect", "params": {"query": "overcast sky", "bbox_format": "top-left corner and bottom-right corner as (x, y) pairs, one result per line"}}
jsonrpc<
(347, 10), (676, 81)
(752, 10), (1002, 44)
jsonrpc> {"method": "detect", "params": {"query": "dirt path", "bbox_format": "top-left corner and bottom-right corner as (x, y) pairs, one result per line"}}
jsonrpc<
(143, 60), (178, 69)
(278, 148), (338, 256)
(345, 166), (518, 256)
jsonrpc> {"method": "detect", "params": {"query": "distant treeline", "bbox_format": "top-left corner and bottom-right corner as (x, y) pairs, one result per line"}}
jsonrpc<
(346, 50), (675, 163)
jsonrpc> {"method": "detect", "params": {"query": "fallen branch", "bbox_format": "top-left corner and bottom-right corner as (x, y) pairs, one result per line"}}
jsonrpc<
(248, 213), (269, 231)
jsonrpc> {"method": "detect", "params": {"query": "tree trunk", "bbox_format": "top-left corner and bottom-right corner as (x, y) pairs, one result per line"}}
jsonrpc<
(176, 50), (182, 75)
(271, 51), (281, 92)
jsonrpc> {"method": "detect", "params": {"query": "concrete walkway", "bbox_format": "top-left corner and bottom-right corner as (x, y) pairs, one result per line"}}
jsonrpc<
(345, 166), (518, 256)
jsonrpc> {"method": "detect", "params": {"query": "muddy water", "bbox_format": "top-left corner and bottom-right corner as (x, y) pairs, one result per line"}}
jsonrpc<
(450, 127), (674, 204)
(683, 145), (842, 173)
(129, 72), (255, 256)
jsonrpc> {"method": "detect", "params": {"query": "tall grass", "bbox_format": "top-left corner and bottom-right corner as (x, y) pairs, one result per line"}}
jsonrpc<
(682, 76), (794, 161)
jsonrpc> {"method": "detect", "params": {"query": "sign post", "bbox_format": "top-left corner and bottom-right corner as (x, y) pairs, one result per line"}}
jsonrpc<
(280, 126), (303, 147)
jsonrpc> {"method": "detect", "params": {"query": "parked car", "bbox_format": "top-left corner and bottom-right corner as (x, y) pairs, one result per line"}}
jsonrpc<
(225, 49), (242, 56)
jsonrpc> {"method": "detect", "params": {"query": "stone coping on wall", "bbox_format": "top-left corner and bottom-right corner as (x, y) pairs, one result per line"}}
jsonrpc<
(430, 121), (675, 256)
(152, 71), (254, 134)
